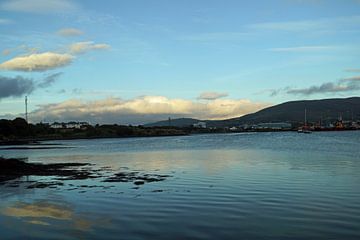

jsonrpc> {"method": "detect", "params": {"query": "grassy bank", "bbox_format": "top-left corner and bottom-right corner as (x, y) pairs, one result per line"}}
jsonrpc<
(0, 118), (189, 145)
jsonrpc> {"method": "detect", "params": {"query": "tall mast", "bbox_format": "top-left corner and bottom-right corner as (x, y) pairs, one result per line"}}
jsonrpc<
(25, 96), (28, 123)
(304, 108), (307, 127)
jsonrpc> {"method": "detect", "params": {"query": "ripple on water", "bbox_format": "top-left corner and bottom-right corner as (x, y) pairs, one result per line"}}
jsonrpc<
(1, 132), (360, 239)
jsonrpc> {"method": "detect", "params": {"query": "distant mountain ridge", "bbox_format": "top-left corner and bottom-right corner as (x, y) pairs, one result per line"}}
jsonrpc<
(144, 118), (200, 127)
(144, 97), (360, 127)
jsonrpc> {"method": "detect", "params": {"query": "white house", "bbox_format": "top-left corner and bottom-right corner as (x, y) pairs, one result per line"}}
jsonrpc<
(50, 122), (90, 129)
(193, 122), (207, 128)
(252, 122), (292, 130)
(50, 123), (64, 129)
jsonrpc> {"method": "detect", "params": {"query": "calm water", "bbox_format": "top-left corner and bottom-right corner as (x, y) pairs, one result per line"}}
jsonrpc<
(1, 131), (360, 239)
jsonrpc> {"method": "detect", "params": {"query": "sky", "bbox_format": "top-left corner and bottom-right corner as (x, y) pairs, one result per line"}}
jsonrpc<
(0, 0), (360, 124)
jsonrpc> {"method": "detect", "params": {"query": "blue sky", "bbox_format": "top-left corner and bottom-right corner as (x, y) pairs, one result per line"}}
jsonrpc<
(0, 0), (360, 124)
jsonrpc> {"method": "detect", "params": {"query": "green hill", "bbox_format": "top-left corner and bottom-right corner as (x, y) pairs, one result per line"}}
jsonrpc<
(144, 118), (200, 127)
(224, 97), (360, 126)
(145, 97), (360, 127)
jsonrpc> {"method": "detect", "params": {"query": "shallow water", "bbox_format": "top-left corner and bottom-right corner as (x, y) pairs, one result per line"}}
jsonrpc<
(1, 131), (360, 239)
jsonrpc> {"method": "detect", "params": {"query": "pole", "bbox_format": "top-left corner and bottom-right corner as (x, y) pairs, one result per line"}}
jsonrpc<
(25, 96), (28, 122)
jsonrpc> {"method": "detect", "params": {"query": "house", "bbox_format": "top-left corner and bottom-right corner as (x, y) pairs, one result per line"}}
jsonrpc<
(252, 122), (292, 130)
(50, 121), (90, 129)
(193, 122), (207, 128)
(50, 122), (64, 129)
(65, 121), (90, 129)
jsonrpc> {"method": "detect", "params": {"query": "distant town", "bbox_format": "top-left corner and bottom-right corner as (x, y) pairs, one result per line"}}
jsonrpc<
(1, 116), (359, 145)
(1, 97), (360, 145)
(46, 117), (360, 132)
(187, 119), (360, 131)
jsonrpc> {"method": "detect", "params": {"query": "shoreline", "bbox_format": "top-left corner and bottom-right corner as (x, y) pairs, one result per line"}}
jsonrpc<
(1, 128), (358, 146)
(0, 132), (189, 146)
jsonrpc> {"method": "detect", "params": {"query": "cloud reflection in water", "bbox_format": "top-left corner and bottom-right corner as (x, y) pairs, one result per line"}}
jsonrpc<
(1, 200), (99, 232)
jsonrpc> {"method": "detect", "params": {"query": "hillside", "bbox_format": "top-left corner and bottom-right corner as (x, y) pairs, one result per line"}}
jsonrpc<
(145, 97), (360, 127)
(226, 97), (360, 126)
(144, 118), (200, 127)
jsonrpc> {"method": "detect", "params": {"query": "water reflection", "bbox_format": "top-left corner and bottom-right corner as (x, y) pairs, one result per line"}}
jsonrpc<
(2, 201), (73, 220)
(1, 200), (99, 232)
(1, 132), (360, 239)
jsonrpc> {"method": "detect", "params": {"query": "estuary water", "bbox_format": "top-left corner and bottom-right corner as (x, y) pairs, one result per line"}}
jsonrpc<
(1, 131), (360, 239)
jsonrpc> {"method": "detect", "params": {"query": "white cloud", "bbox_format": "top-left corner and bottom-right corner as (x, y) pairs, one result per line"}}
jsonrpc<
(0, 0), (78, 13)
(57, 28), (84, 37)
(29, 96), (269, 124)
(68, 41), (110, 54)
(0, 52), (73, 72)
(198, 92), (228, 100)
(0, 42), (110, 72)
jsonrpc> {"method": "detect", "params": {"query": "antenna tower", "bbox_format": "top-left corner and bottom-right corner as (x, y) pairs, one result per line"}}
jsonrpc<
(25, 96), (28, 122)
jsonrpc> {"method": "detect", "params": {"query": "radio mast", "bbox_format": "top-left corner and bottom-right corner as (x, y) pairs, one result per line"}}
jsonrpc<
(25, 96), (28, 122)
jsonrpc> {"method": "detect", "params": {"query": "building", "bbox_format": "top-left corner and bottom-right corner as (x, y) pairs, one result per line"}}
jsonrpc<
(50, 122), (63, 129)
(252, 122), (292, 130)
(193, 122), (207, 128)
(50, 121), (90, 129)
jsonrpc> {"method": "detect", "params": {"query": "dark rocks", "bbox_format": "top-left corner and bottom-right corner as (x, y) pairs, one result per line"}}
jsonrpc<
(103, 171), (171, 186)
(0, 157), (93, 183)
(151, 189), (164, 193)
(134, 181), (145, 185)
(0, 157), (172, 190)
(27, 181), (64, 189)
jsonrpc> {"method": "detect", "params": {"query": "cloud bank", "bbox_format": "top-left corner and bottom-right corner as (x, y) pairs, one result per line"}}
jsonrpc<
(28, 96), (269, 124)
(270, 76), (360, 96)
(286, 82), (359, 95)
(0, 76), (34, 99)
(0, 52), (73, 72)
(0, 73), (61, 99)
(198, 91), (228, 100)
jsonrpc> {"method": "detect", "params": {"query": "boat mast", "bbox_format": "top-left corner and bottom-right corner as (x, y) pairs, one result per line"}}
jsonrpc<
(304, 108), (307, 127)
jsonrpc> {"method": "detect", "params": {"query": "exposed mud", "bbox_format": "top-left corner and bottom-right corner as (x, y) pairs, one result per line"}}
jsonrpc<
(0, 157), (171, 190)
(0, 157), (93, 183)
